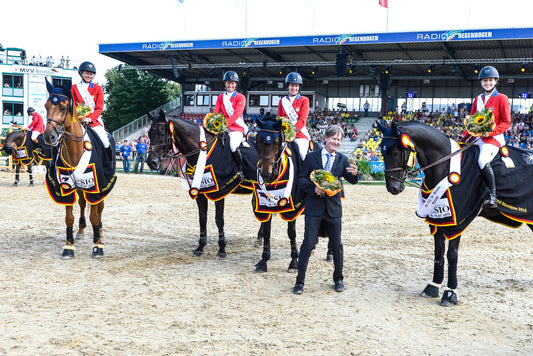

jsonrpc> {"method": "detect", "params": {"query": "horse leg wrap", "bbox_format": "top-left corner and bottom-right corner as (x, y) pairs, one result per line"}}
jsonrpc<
(66, 226), (74, 245)
(61, 245), (75, 259)
(92, 225), (101, 244)
(79, 216), (87, 228)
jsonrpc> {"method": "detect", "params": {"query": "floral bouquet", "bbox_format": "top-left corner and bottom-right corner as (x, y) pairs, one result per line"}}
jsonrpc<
(464, 108), (495, 137)
(277, 116), (297, 142)
(310, 169), (343, 197)
(76, 103), (92, 118)
(203, 112), (227, 134)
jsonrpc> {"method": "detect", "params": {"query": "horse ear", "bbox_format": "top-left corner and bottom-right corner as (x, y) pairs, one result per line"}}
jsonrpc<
(63, 81), (72, 98)
(390, 121), (401, 137)
(45, 78), (54, 93)
(147, 111), (154, 121)
(158, 109), (167, 122)
(375, 120), (386, 133)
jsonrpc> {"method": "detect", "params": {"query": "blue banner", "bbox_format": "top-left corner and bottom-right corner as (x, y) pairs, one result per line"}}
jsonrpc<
(99, 28), (533, 53)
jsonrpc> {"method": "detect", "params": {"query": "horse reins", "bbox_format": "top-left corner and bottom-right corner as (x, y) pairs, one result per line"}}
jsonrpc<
(382, 135), (474, 185)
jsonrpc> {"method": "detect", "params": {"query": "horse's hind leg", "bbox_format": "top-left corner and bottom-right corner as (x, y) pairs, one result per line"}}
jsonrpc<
(28, 164), (34, 187)
(76, 194), (87, 240)
(214, 198), (226, 259)
(255, 216), (272, 273)
(421, 229), (446, 298)
(89, 199), (105, 258)
(61, 205), (76, 259)
(287, 220), (298, 272)
(193, 194), (208, 257)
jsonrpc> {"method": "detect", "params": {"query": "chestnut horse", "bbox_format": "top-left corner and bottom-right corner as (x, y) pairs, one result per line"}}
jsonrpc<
(43, 80), (116, 258)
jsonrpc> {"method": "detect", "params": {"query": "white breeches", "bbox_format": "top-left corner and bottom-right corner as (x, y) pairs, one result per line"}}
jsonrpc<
(228, 130), (244, 152)
(294, 137), (309, 160)
(31, 131), (40, 142)
(475, 138), (500, 169)
(91, 125), (110, 148)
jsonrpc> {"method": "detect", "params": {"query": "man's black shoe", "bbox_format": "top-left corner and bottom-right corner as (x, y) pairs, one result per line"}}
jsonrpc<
(334, 280), (345, 292)
(293, 283), (304, 294)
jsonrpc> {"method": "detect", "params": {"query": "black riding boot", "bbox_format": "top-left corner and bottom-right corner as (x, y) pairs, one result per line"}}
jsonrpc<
(232, 148), (244, 177)
(481, 164), (497, 208)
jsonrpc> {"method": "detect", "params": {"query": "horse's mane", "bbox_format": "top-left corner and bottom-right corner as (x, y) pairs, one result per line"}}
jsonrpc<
(5, 130), (25, 142)
(398, 120), (452, 143)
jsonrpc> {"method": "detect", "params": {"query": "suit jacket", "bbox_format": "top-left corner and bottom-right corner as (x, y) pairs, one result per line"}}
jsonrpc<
(297, 149), (358, 218)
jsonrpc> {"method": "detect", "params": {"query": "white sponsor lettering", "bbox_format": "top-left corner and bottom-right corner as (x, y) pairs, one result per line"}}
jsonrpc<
(187, 171), (215, 190)
(428, 198), (452, 219)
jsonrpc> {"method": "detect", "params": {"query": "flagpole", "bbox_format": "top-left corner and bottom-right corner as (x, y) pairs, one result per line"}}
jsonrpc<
(386, 0), (389, 32)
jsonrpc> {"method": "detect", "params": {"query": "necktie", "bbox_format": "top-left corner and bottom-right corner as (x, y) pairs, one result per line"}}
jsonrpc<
(324, 153), (332, 172)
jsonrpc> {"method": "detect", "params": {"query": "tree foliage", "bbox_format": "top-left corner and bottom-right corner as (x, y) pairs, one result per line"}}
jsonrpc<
(102, 67), (180, 132)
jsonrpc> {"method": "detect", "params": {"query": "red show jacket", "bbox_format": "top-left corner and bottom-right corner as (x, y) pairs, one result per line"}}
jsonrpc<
(469, 90), (511, 146)
(28, 112), (45, 134)
(71, 82), (105, 127)
(214, 91), (246, 133)
(277, 94), (310, 139)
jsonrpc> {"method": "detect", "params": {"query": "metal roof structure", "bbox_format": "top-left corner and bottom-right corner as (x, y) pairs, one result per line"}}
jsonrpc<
(99, 27), (533, 93)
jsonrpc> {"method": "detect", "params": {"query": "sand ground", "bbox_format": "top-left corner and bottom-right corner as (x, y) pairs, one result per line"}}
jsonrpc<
(0, 172), (531, 355)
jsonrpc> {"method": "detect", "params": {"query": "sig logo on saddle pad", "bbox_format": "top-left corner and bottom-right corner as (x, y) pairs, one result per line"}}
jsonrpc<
(59, 170), (97, 191)
(427, 197), (453, 219)
(257, 186), (286, 208)
(17, 149), (28, 159)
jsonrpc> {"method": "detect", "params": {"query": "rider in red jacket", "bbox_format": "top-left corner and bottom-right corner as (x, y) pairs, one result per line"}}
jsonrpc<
(277, 72), (310, 160)
(214, 71), (247, 173)
(27, 107), (44, 143)
(464, 66), (511, 208)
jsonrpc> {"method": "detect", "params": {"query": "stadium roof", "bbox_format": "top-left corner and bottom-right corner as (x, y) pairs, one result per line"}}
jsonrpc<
(99, 27), (533, 91)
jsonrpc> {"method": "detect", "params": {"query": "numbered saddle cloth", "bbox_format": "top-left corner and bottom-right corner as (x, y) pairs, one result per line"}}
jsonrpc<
(252, 147), (304, 222)
(422, 145), (533, 239)
(45, 128), (117, 205)
(13, 132), (51, 166)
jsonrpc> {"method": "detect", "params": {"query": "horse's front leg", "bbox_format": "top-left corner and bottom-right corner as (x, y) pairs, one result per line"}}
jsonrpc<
(441, 236), (461, 307)
(255, 216), (272, 273)
(28, 163), (34, 187)
(287, 220), (298, 272)
(12, 163), (21, 187)
(421, 229), (446, 298)
(193, 194), (208, 257)
(214, 198), (226, 259)
(89, 199), (105, 258)
(76, 193), (87, 240)
(61, 205), (76, 259)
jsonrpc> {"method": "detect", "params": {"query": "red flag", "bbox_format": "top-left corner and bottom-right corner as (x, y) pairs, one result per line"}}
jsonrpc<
(379, 0), (388, 8)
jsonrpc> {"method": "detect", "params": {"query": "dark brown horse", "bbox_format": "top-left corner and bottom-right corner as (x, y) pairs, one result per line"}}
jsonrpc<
(43, 80), (116, 258)
(2, 129), (47, 187)
(377, 120), (532, 306)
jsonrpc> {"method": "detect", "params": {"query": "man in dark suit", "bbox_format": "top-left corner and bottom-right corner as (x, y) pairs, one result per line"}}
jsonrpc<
(293, 125), (359, 294)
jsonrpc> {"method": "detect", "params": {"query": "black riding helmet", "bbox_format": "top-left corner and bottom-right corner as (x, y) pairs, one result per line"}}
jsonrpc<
(285, 72), (303, 85)
(78, 61), (96, 76)
(478, 66), (499, 81)
(223, 71), (239, 82)
(27, 107), (35, 115)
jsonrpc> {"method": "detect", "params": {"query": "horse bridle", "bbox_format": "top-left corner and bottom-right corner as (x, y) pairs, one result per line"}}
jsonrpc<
(46, 94), (84, 144)
(382, 135), (473, 184)
(257, 128), (286, 181)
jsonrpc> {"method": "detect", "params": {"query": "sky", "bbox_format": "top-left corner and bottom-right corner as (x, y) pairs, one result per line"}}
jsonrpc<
(2, 0), (529, 84)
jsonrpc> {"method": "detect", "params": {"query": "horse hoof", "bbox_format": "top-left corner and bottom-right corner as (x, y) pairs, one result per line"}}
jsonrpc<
(75, 233), (84, 240)
(215, 253), (226, 260)
(192, 250), (203, 257)
(91, 244), (104, 258)
(421, 284), (440, 298)
(255, 260), (267, 273)
(11, 182), (18, 187)
(326, 253), (333, 262)
(440, 289), (458, 307)
(61, 246), (75, 259)
(28, 182), (34, 187)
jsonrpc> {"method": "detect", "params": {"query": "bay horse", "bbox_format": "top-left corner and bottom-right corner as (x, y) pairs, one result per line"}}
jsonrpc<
(254, 116), (332, 272)
(146, 109), (255, 259)
(2, 129), (48, 187)
(43, 80), (116, 258)
(377, 120), (533, 306)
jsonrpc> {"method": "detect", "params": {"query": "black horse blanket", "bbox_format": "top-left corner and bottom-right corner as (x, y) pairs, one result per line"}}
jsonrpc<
(181, 133), (257, 201)
(421, 145), (533, 239)
(45, 128), (117, 205)
(13, 132), (51, 166)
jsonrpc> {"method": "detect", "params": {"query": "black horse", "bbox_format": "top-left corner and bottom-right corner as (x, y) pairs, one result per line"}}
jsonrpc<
(2, 129), (50, 187)
(377, 120), (533, 306)
(146, 110), (256, 259)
